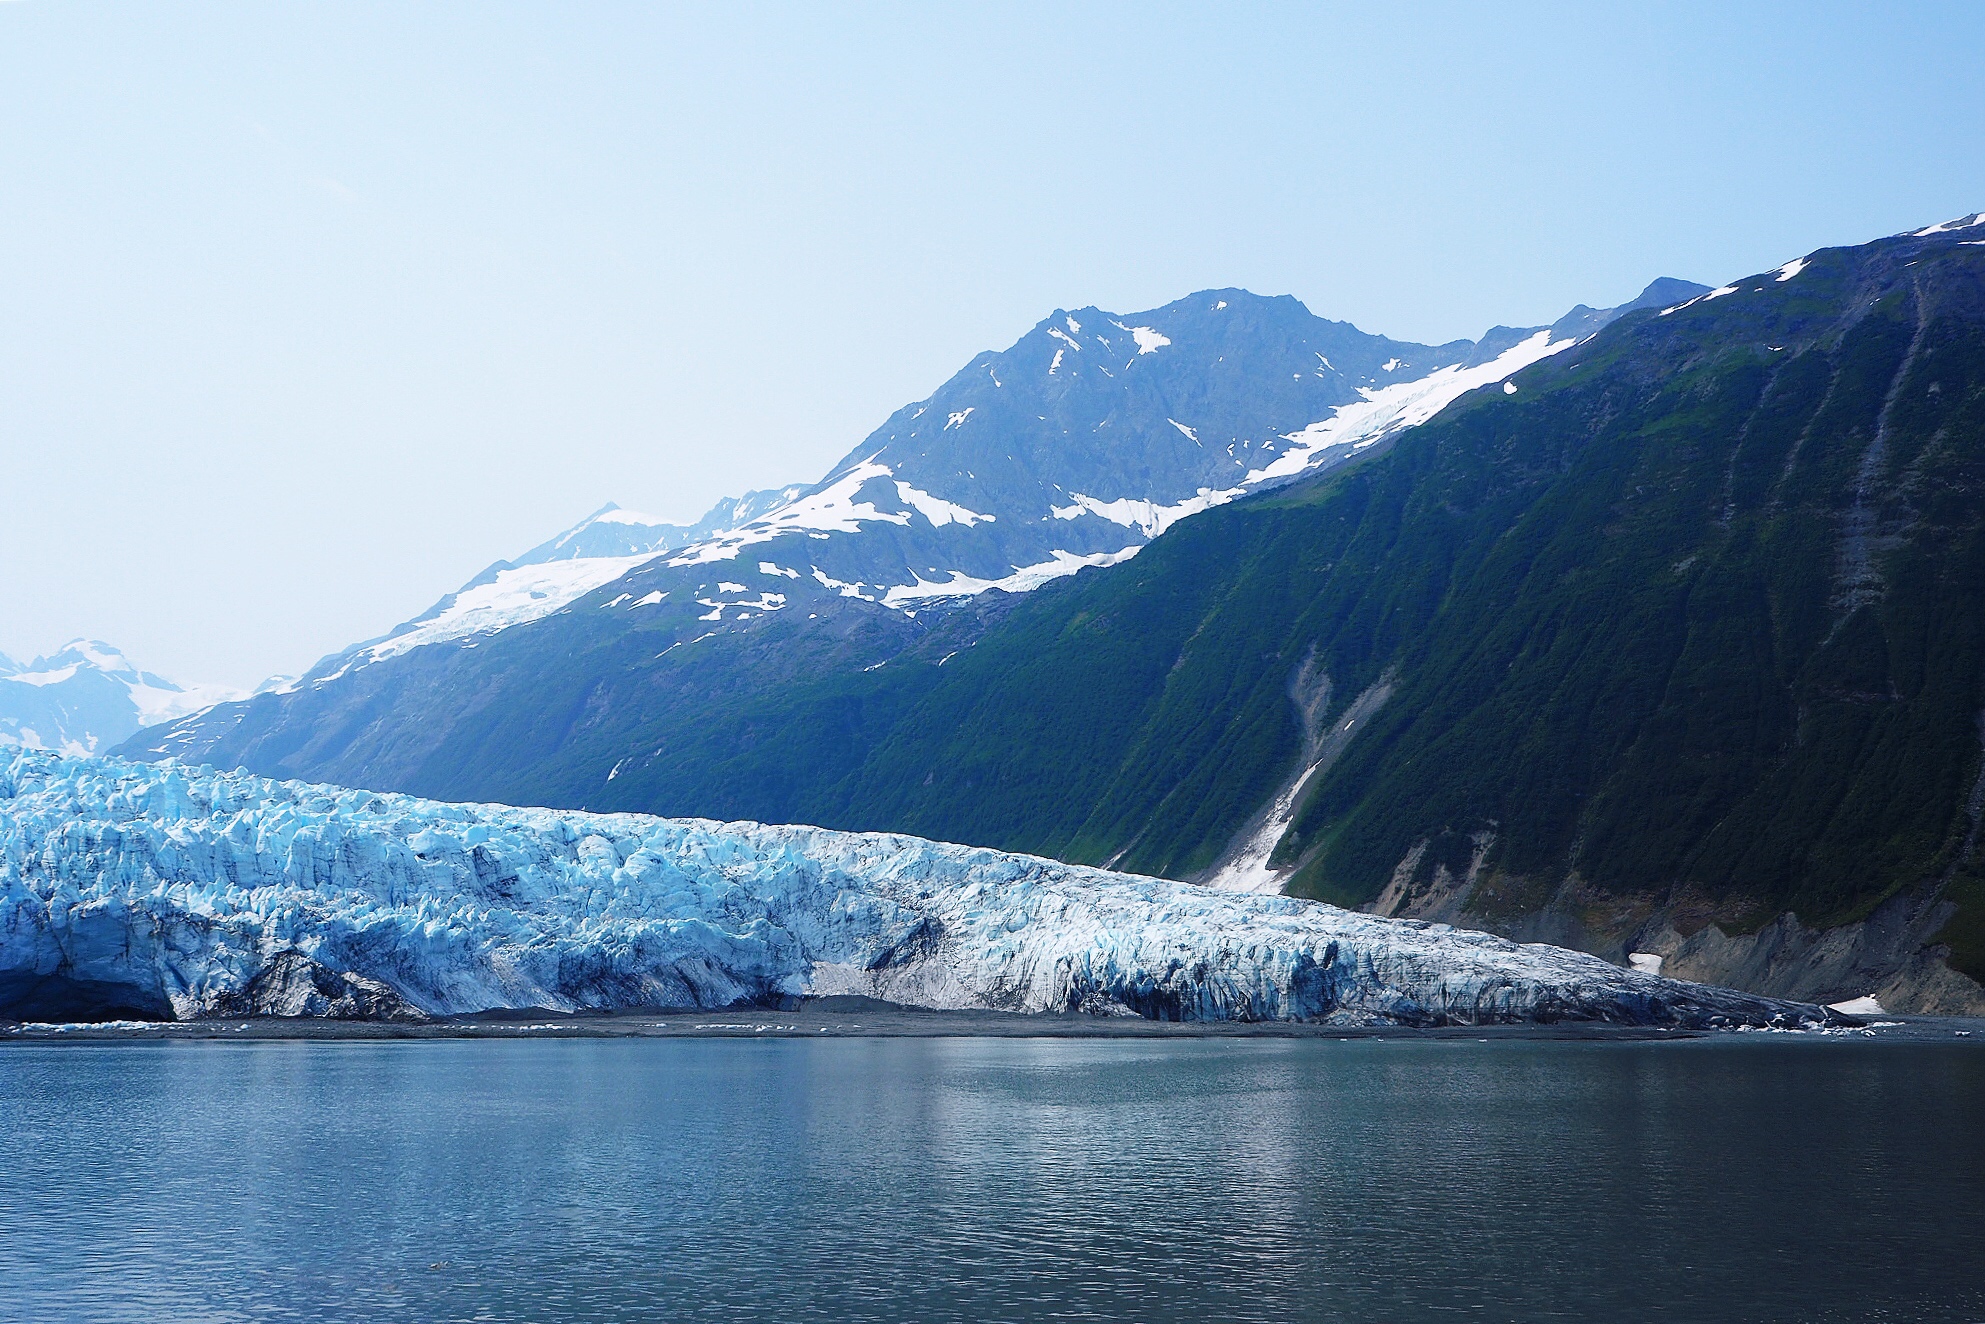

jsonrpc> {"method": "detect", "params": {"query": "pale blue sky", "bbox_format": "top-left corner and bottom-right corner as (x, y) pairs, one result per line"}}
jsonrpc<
(4, 1), (1982, 687)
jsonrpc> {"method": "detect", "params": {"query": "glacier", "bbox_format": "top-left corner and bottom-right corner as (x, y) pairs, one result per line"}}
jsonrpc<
(0, 750), (1833, 1028)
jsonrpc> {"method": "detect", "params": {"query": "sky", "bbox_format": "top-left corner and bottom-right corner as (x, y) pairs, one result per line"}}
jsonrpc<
(3, 2), (1983, 688)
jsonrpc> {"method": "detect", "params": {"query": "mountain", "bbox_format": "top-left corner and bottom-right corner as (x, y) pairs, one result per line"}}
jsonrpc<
(0, 748), (1833, 1028)
(125, 283), (1694, 785)
(128, 215), (1985, 1011)
(0, 641), (249, 756)
(395, 213), (1978, 1011)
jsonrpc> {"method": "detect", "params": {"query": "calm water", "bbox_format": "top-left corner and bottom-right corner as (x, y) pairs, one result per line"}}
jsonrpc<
(1, 1035), (1980, 1324)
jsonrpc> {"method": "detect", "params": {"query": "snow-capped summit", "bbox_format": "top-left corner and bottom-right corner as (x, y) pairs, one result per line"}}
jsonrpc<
(0, 640), (244, 756)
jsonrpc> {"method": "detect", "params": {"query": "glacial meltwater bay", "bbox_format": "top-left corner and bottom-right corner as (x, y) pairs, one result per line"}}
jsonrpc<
(2, 1032), (1981, 1324)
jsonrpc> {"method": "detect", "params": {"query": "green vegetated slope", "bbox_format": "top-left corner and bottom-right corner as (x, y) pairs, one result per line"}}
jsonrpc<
(157, 222), (1985, 980)
(587, 222), (1985, 977)
(1277, 229), (1985, 963)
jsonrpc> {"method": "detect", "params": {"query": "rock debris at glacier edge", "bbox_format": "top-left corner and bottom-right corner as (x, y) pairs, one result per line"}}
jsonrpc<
(0, 751), (1834, 1028)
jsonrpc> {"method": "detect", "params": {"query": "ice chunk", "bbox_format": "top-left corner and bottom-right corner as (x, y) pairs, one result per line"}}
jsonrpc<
(1826, 995), (1886, 1016)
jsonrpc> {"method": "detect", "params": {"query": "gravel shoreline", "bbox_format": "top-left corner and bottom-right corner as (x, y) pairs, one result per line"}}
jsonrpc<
(5, 998), (1980, 1045)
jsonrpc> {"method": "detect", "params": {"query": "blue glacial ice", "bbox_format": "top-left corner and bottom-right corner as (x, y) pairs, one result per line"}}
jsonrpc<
(0, 750), (1832, 1027)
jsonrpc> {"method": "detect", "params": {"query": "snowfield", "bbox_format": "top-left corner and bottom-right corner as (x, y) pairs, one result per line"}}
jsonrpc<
(0, 751), (1833, 1028)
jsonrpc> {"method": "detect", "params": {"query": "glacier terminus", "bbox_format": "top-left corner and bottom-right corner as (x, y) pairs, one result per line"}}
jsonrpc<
(0, 750), (1836, 1029)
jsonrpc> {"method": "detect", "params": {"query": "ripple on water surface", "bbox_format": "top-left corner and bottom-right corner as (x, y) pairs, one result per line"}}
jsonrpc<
(1, 1035), (1981, 1324)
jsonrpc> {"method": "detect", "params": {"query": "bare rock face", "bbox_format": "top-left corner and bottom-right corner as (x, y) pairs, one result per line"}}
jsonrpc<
(207, 952), (426, 1022)
(1633, 893), (1985, 1016)
(0, 750), (1840, 1029)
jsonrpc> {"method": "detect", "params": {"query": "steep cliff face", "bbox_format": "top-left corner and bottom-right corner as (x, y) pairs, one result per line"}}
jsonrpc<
(0, 751), (1831, 1029)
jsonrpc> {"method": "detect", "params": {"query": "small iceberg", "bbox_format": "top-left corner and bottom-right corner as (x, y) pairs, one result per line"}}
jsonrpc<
(1826, 995), (1887, 1017)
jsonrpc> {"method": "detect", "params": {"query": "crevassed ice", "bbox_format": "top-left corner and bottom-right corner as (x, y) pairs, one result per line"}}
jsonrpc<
(0, 750), (1832, 1028)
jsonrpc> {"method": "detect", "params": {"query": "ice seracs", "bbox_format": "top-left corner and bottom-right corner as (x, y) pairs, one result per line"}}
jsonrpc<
(0, 750), (1839, 1028)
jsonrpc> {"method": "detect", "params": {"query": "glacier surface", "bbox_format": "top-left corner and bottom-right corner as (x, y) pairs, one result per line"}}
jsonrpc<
(0, 751), (1831, 1028)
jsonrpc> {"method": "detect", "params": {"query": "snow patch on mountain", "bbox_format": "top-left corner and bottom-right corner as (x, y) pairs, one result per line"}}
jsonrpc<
(895, 482), (995, 528)
(1024, 330), (1578, 562)
(667, 459), (910, 567)
(1051, 491), (1233, 540)
(1244, 329), (1577, 485)
(0, 750), (1838, 1028)
(1201, 761), (1328, 895)
(881, 547), (1144, 608)
(1911, 213), (1985, 237)
(361, 554), (662, 664)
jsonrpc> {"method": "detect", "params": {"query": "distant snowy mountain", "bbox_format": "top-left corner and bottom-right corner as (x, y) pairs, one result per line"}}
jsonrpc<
(127, 279), (1706, 789)
(0, 641), (248, 755)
